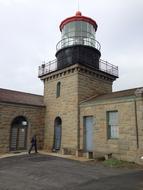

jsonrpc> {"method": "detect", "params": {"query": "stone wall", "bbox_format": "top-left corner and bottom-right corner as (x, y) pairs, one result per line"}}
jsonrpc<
(80, 97), (143, 163)
(43, 66), (79, 153)
(0, 102), (45, 153)
(78, 66), (113, 102)
(136, 98), (143, 163)
(42, 64), (114, 154)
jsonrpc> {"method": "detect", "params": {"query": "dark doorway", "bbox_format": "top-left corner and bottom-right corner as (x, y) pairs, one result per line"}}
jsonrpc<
(10, 116), (28, 151)
(53, 117), (62, 151)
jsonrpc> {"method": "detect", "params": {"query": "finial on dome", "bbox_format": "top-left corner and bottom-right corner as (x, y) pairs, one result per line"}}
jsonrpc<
(76, 11), (82, 16)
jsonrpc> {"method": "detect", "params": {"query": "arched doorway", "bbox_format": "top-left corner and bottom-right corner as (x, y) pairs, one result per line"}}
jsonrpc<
(10, 116), (28, 151)
(53, 117), (62, 151)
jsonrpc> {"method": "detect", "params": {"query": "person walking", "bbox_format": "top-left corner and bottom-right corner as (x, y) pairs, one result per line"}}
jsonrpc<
(28, 135), (38, 154)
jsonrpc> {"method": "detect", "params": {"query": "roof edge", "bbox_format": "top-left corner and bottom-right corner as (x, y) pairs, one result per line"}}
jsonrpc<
(0, 100), (45, 107)
(0, 88), (43, 97)
(80, 87), (143, 104)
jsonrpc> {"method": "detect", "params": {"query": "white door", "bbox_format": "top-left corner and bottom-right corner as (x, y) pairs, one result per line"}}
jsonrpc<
(84, 116), (93, 152)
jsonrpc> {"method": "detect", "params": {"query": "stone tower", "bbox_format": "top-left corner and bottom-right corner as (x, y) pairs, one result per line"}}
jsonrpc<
(38, 11), (118, 155)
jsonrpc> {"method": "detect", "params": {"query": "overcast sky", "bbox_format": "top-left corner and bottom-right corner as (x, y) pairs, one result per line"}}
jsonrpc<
(0, 0), (143, 95)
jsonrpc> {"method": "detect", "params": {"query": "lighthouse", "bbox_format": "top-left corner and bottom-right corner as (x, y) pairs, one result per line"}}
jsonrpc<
(38, 12), (118, 155)
(56, 11), (101, 70)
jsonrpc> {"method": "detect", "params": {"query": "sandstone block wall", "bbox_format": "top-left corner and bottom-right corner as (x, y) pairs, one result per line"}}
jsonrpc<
(42, 64), (114, 153)
(43, 67), (79, 152)
(80, 97), (143, 163)
(78, 67), (113, 102)
(0, 103), (45, 153)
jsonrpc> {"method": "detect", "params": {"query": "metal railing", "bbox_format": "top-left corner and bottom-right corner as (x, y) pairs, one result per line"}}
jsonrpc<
(56, 36), (101, 51)
(99, 59), (119, 77)
(38, 57), (118, 78)
(38, 59), (57, 77)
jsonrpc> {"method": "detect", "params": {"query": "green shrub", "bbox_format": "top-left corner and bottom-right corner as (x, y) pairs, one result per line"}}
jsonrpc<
(103, 158), (135, 168)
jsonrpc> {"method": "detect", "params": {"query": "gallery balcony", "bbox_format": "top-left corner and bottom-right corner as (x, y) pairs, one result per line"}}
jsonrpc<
(38, 57), (119, 78)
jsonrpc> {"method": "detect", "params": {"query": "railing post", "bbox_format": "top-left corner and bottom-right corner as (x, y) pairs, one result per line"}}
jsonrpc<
(41, 63), (45, 75)
(106, 61), (107, 73)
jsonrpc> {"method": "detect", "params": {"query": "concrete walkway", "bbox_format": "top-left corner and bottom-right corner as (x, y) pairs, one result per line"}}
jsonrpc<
(0, 153), (143, 190)
(0, 150), (91, 162)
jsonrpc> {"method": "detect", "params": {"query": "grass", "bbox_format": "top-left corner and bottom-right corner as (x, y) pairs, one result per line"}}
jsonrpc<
(103, 158), (139, 168)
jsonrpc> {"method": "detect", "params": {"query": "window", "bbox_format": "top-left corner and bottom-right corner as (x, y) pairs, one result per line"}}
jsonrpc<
(107, 111), (119, 139)
(56, 82), (61, 98)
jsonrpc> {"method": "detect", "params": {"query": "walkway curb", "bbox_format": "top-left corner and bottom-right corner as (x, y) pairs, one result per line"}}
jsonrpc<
(0, 151), (93, 162)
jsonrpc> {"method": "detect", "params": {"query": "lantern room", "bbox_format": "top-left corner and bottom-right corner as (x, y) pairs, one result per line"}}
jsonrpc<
(56, 11), (101, 70)
(57, 11), (99, 50)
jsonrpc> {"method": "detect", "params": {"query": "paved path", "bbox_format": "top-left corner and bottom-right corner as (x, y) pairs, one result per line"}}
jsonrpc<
(0, 154), (143, 190)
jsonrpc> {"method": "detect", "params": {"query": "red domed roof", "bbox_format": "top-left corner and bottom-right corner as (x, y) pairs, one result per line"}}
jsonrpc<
(60, 12), (98, 31)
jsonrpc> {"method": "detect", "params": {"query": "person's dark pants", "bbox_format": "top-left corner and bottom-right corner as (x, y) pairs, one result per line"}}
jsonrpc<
(28, 143), (38, 154)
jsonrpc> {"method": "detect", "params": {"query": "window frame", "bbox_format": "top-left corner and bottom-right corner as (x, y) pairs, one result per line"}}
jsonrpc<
(56, 81), (61, 98)
(107, 110), (119, 139)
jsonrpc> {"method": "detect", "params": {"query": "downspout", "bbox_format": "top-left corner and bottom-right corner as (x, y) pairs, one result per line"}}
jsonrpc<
(134, 98), (139, 149)
(78, 103), (80, 151)
(77, 69), (80, 154)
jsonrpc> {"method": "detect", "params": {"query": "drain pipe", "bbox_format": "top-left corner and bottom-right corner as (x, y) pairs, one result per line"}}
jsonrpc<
(134, 88), (143, 149)
(134, 98), (139, 149)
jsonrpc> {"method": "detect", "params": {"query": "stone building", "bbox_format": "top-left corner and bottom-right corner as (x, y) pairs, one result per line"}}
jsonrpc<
(80, 88), (143, 163)
(0, 88), (45, 153)
(0, 11), (143, 163)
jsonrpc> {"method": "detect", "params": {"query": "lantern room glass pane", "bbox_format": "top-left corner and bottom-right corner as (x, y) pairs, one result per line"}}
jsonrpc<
(75, 21), (81, 31)
(81, 22), (87, 34)
(61, 21), (95, 39)
(69, 22), (75, 31)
